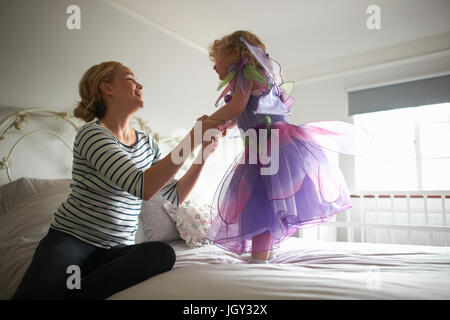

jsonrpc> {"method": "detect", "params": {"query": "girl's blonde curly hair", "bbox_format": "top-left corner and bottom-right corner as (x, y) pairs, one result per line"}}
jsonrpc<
(208, 30), (266, 68)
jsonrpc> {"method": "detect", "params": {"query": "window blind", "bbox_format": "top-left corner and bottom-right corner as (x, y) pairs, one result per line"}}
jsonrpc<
(348, 74), (450, 115)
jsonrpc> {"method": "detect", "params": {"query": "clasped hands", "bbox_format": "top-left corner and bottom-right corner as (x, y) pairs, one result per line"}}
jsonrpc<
(195, 115), (229, 159)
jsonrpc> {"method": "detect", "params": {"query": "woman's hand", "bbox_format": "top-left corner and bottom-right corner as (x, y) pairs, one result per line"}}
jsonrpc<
(192, 115), (223, 162)
(191, 115), (224, 149)
(196, 115), (225, 134)
(201, 131), (220, 161)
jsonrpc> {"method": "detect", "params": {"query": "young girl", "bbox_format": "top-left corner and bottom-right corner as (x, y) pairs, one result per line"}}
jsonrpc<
(205, 30), (366, 263)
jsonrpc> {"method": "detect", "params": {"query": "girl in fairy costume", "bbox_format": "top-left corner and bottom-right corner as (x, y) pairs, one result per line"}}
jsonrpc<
(205, 30), (366, 263)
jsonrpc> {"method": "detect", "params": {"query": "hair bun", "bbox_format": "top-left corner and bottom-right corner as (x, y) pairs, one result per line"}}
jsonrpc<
(74, 100), (95, 122)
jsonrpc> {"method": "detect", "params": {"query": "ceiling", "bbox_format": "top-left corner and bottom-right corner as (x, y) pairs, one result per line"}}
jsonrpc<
(113, 0), (450, 77)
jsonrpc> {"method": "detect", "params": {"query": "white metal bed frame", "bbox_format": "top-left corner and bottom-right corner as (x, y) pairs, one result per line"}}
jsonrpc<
(0, 108), (179, 183)
(0, 108), (80, 182)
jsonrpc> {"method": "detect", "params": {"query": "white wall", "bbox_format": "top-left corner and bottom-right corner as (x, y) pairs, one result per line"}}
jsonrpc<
(0, 0), (217, 185)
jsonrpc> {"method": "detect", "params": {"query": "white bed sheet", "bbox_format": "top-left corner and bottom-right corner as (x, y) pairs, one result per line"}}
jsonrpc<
(109, 238), (450, 300)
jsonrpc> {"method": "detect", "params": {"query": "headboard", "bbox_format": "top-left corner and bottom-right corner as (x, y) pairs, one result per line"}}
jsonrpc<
(0, 108), (181, 186)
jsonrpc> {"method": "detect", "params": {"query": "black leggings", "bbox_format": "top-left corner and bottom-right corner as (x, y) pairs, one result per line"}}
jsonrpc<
(11, 228), (176, 300)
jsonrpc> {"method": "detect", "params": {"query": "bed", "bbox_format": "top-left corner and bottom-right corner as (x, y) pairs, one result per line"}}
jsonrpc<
(1, 108), (450, 300)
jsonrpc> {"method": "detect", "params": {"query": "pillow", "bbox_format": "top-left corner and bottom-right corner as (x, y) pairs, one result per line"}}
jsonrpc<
(0, 178), (71, 299)
(0, 177), (71, 215)
(163, 200), (212, 248)
(135, 194), (180, 243)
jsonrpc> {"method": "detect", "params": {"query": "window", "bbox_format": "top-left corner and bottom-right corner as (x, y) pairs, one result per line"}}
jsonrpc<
(353, 103), (450, 191)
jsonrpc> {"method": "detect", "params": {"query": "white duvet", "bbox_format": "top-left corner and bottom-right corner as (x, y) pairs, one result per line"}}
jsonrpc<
(109, 238), (450, 300)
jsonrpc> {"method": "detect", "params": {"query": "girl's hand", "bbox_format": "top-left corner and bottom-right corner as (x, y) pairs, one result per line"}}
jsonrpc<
(196, 115), (208, 122)
(190, 115), (224, 153)
(205, 117), (230, 134)
(224, 120), (237, 137)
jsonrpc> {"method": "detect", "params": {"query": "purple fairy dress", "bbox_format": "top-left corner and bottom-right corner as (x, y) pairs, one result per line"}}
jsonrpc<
(206, 37), (367, 254)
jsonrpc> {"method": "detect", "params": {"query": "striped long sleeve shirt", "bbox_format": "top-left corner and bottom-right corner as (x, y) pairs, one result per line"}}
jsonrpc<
(50, 121), (179, 248)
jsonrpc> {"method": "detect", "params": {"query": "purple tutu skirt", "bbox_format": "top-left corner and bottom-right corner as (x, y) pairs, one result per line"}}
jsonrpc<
(206, 121), (361, 254)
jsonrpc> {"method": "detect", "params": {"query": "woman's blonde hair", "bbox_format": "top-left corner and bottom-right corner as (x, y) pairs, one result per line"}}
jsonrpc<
(208, 30), (266, 68)
(74, 61), (123, 122)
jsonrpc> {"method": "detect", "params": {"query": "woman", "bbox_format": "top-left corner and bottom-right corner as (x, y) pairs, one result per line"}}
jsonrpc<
(12, 61), (224, 300)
